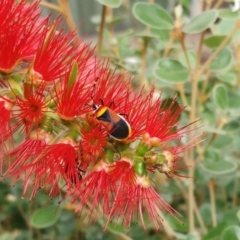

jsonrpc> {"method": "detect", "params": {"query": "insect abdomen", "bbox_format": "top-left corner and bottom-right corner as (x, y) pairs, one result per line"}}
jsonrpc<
(110, 118), (131, 140)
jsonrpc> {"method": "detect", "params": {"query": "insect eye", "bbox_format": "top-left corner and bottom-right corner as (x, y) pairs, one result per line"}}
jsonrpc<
(93, 104), (99, 110)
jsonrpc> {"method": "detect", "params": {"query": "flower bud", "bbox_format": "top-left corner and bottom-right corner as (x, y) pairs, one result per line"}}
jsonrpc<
(134, 160), (147, 176)
(136, 175), (151, 188)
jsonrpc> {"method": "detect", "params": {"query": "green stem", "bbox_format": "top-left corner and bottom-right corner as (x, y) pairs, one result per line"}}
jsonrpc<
(198, 21), (240, 78)
(188, 72), (198, 232)
(208, 179), (217, 227)
(232, 176), (239, 207)
(140, 38), (149, 90)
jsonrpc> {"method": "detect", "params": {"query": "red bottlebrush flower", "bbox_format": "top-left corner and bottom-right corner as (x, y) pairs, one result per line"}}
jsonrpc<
(107, 159), (180, 230)
(4, 138), (47, 199)
(0, 100), (12, 164)
(0, 0), (47, 73)
(80, 124), (108, 166)
(71, 161), (115, 221)
(0, 100), (11, 136)
(5, 137), (80, 200)
(144, 96), (187, 142)
(91, 69), (135, 108)
(11, 83), (50, 135)
(154, 137), (201, 178)
(32, 18), (81, 82)
(55, 63), (94, 120)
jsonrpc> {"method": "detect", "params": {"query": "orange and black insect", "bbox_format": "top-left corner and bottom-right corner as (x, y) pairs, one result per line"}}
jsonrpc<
(90, 76), (132, 141)
(92, 100), (131, 141)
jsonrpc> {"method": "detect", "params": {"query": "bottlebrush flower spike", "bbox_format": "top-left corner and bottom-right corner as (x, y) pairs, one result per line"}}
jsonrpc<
(106, 159), (180, 230)
(80, 125), (108, 164)
(32, 17), (80, 82)
(5, 137), (80, 200)
(0, 100), (11, 163)
(91, 69), (135, 107)
(3, 138), (47, 199)
(0, 0), (47, 73)
(55, 62), (93, 120)
(144, 96), (186, 142)
(71, 161), (115, 221)
(10, 82), (50, 135)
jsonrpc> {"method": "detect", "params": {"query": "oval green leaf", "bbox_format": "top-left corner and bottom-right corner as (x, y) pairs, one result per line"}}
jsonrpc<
(182, 10), (218, 34)
(219, 9), (240, 19)
(212, 135), (233, 149)
(200, 159), (237, 175)
(31, 205), (61, 229)
(204, 35), (226, 48)
(154, 59), (190, 83)
(223, 120), (240, 132)
(237, 210), (240, 222)
(213, 84), (228, 110)
(217, 71), (238, 86)
(228, 92), (240, 109)
(221, 226), (240, 240)
(150, 28), (170, 43)
(96, 0), (122, 8)
(133, 3), (174, 29)
(210, 48), (233, 72)
(178, 50), (196, 68)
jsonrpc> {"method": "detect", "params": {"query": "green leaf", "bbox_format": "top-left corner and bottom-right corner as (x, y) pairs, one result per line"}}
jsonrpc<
(200, 153), (237, 175)
(133, 3), (174, 29)
(200, 159), (237, 175)
(237, 210), (240, 222)
(228, 92), (240, 109)
(68, 62), (78, 89)
(31, 205), (62, 229)
(203, 222), (230, 240)
(199, 203), (212, 226)
(217, 71), (238, 86)
(8, 79), (23, 96)
(210, 48), (233, 72)
(204, 35), (226, 48)
(106, 222), (125, 234)
(221, 226), (240, 240)
(219, 9), (240, 19)
(0, 233), (16, 240)
(213, 84), (228, 110)
(223, 120), (240, 132)
(154, 59), (190, 83)
(213, 19), (237, 35)
(166, 215), (189, 233)
(212, 135), (233, 149)
(179, 0), (191, 8)
(182, 10), (218, 34)
(178, 50), (196, 68)
(134, 31), (159, 39)
(150, 28), (170, 43)
(96, 0), (122, 8)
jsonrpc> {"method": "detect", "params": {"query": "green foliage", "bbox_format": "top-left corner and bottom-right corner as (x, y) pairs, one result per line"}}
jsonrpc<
(96, 0), (122, 8)
(213, 84), (228, 110)
(2, 1), (240, 240)
(133, 3), (174, 29)
(182, 10), (218, 34)
(154, 59), (190, 83)
(30, 205), (62, 228)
